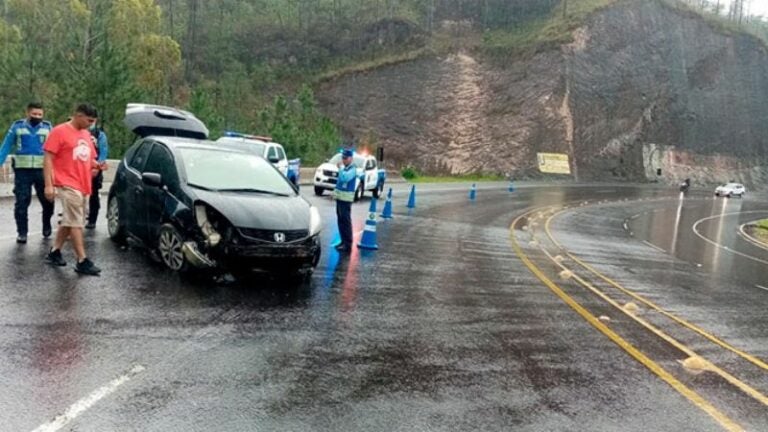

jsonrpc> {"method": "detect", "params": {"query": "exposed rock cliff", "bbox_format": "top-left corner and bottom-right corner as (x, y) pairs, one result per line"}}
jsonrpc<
(317, 0), (768, 187)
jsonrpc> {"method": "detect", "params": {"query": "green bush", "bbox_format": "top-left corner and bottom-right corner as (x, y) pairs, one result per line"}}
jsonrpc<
(401, 166), (420, 180)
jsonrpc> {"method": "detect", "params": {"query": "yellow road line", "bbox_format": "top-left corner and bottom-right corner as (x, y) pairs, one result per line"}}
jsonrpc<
(509, 211), (743, 432)
(535, 232), (768, 408)
(544, 208), (768, 372)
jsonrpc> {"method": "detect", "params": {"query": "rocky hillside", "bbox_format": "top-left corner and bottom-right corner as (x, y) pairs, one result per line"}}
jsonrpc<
(317, 0), (768, 186)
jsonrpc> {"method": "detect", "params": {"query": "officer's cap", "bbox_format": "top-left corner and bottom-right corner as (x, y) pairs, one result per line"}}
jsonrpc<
(342, 149), (354, 158)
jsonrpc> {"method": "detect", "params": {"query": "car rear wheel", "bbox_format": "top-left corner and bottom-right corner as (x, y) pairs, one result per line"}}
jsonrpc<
(314, 186), (324, 196)
(158, 224), (188, 272)
(107, 195), (126, 244)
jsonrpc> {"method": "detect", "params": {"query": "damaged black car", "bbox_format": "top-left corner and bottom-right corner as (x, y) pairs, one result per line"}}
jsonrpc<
(107, 104), (322, 276)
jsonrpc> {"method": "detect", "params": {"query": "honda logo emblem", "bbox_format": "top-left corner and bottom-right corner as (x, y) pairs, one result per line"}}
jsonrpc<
(274, 232), (286, 243)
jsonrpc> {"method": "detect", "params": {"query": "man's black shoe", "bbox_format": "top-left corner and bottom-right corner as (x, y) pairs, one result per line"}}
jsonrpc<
(85, 222), (96, 230)
(45, 249), (67, 266)
(42, 227), (52, 238)
(16, 235), (27, 244)
(75, 258), (101, 276)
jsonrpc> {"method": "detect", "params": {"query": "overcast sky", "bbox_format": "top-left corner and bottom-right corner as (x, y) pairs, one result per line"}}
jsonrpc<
(752, 3), (768, 17)
(743, 0), (768, 18)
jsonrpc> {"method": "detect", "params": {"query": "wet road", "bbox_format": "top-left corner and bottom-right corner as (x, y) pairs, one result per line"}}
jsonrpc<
(0, 184), (766, 431)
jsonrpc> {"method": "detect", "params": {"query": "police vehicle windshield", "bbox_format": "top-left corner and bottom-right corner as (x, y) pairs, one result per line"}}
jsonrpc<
(329, 153), (365, 168)
(179, 147), (296, 195)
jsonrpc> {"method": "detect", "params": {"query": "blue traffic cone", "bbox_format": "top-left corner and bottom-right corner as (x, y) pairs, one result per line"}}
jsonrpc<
(358, 198), (379, 250)
(407, 185), (416, 209)
(381, 188), (394, 219)
(508, 180), (515, 192)
(469, 183), (477, 201)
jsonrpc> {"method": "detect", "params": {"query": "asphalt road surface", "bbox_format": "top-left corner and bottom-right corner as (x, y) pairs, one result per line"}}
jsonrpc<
(0, 183), (766, 432)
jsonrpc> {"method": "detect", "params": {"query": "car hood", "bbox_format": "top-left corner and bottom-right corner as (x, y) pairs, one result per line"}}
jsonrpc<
(317, 163), (362, 174)
(317, 163), (338, 172)
(191, 189), (310, 230)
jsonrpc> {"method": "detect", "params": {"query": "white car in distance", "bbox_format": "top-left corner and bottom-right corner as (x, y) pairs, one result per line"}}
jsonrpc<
(714, 182), (746, 198)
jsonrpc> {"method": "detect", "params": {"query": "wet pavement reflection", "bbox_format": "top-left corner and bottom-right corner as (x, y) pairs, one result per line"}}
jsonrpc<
(0, 184), (764, 431)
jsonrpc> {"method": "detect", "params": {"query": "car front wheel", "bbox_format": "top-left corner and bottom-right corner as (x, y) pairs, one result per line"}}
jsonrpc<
(314, 186), (324, 196)
(158, 224), (188, 272)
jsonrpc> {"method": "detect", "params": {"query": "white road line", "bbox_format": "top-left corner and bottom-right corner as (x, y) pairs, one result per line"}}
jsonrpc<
(756, 285), (768, 292)
(31, 364), (145, 432)
(642, 240), (666, 253)
(738, 222), (768, 252)
(692, 210), (768, 266)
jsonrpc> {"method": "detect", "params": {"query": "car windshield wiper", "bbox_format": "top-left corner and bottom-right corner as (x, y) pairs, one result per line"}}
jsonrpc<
(187, 183), (217, 191)
(216, 188), (291, 197)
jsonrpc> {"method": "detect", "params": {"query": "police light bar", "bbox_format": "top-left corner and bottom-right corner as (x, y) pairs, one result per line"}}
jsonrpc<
(223, 131), (273, 141)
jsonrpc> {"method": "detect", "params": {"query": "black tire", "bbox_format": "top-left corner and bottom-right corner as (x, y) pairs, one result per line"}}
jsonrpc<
(106, 195), (127, 244)
(158, 224), (188, 273)
(727, 193), (732, 198)
(354, 182), (363, 202)
(314, 186), (324, 196)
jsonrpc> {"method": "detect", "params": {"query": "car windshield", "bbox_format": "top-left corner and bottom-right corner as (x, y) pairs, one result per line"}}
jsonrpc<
(215, 137), (267, 156)
(328, 153), (365, 167)
(179, 147), (296, 195)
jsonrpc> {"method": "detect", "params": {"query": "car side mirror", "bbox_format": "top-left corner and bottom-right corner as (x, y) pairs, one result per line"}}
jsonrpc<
(142, 172), (163, 187)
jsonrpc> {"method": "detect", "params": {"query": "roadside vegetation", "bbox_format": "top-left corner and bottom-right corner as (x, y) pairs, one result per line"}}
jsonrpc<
(0, 0), (764, 165)
(749, 219), (768, 244)
(401, 166), (504, 183)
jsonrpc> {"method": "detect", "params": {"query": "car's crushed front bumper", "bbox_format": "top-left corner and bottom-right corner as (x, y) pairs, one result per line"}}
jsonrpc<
(214, 234), (321, 271)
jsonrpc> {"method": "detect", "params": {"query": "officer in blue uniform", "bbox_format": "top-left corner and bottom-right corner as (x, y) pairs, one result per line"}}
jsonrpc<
(86, 122), (109, 229)
(334, 149), (357, 252)
(0, 102), (54, 243)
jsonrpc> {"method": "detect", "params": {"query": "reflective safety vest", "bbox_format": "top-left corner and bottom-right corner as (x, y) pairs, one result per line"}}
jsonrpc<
(334, 163), (357, 202)
(0, 119), (52, 169)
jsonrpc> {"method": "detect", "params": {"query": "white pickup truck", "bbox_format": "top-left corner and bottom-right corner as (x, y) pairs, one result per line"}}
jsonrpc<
(313, 152), (386, 201)
(216, 132), (301, 187)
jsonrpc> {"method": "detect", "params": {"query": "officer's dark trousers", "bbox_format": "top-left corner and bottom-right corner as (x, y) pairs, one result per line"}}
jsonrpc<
(88, 171), (103, 225)
(336, 200), (352, 247)
(13, 168), (54, 236)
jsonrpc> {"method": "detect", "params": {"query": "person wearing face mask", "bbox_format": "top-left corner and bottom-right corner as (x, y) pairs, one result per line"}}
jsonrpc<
(0, 102), (54, 244)
(85, 120), (108, 230)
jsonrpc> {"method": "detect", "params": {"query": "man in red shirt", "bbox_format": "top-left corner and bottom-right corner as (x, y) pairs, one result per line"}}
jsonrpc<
(43, 104), (105, 275)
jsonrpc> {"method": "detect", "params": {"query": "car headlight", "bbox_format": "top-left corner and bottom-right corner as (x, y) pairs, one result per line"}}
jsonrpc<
(309, 206), (322, 236)
(195, 204), (222, 247)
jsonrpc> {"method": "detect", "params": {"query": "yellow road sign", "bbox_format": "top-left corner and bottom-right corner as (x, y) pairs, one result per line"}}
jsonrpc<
(537, 153), (571, 174)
